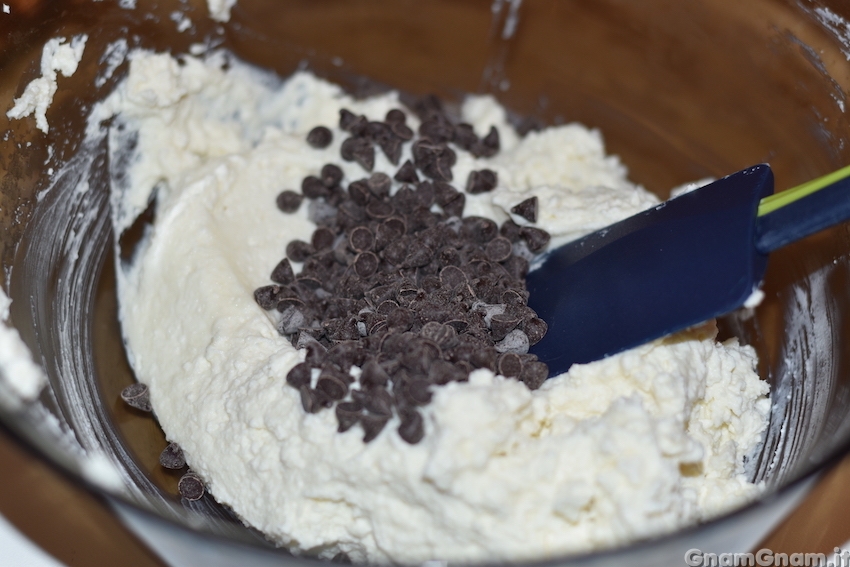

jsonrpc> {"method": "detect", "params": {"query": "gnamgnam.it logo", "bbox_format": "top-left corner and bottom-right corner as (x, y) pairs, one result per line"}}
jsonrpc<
(684, 547), (850, 566)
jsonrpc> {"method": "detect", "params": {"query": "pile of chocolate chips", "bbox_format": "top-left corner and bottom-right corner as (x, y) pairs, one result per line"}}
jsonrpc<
(255, 99), (551, 445)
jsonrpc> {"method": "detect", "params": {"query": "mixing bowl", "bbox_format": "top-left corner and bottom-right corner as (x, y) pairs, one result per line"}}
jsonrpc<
(2, 1), (850, 565)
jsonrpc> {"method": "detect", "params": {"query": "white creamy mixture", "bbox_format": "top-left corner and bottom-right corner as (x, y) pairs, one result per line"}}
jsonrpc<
(105, 51), (770, 563)
(7, 34), (88, 134)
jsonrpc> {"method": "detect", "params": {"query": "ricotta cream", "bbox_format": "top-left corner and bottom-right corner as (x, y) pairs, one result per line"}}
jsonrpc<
(106, 51), (770, 564)
(7, 34), (88, 134)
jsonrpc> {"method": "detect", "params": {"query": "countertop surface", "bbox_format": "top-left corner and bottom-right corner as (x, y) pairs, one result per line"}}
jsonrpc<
(2, 423), (850, 567)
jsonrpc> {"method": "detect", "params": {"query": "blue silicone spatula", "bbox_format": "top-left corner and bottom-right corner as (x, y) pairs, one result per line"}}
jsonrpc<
(527, 163), (850, 377)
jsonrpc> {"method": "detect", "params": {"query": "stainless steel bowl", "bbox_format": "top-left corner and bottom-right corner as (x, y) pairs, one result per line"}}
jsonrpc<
(2, 1), (850, 565)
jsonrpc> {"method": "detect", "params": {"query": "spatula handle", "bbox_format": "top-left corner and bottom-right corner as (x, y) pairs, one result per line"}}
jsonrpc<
(755, 170), (850, 254)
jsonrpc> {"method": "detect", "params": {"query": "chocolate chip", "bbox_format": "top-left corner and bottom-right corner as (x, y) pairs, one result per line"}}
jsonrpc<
(332, 552), (353, 564)
(120, 383), (152, 412)
(498, 353), (523, 377)
(400, 338), (441, 372)
(308, 384), (336, 412)
(354, 252), (379, 277)
(276, 297), (307, 313)
(407, 207), (437, 233)
(385, 109), (406, 124)
(398, 408), (425, 444)
(361, 414), (389, 442)
(366, 199), (394, 220)
(382, 331), (417, 355)
(402, 242), (433, 268)
(520, 226), (551, 252)
(523, 317), (548, 346)
(490, 313), (521, 341)
(359, 359), (390, 390)
(438, 246), (461, 267)
(324, 316), (362, 341)
(254, 285), (281, 310)
(511, 196), (538, 223)
(380, 216), (407, 239)
(414, 298), (453, 324)
(520, 361), (549, 390)
(391, 122), (414, 141)
(368, 172), (392, 197)
(419, 115), (455, 144)
(466, 169), (498, 194)
(498, 289), (522, 306)
(306, 126), (333, 149)
(296, 275), (323, 291)
(427, 359), (468, 384)
(267, 259), (293, 285)
(302, 175), (329, 199)
(413, 140), (456, 182)
(407, 380), (432, 405)
(362, 120), (387, 140)
(429, 151), (456, 182)
(276, 190), (303, 213)
(299, 385), (316, 413)
(339, 109), (357, 129)
(159, 442), (186, 469)
(336, 401), (363, 433)
(326, 186), (347, 207)
(420, 274), (442, 294)
(286, 362), (313, 388)
(453, 123), (478, 151)
(394, 160), (419, 183)
(500, 219), (522, 242)
(316, 367), (349, 400)
(387, 307), (414, 333)
(442, 193), (465, 217)
(438, 265), (467, 288)
(359, 387), (395, 417)
(485, 236), (513, 262)
(349, 226), (375, 252)
(445, 319), (469, 333)
(302, 339), (327, 366)
(379, 136), (403, 165)
(382, 238), (408, 266)
(420, 321), (457, 348)
(377, 299), (399, 315)
(506, 303), (537, 324)
(433, 181), (458, 206)
(365, 284), (395, 306)
(341, 137), (375, 171)
(327, 341), (366, 369)
(338, 200), (367, 224)
(480, 126), (501, 157)
(348, 180), (371, 205)
(311, 227), (336, 251)
(461, 216), (498, 243)
(469, 346), (498, 371)
(414, 182), (436, 209)
(339, 109), (367, 135)
(392, 185), (418, 215)
(178, 471), (205, 501)
(320, 164), (344, 188)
